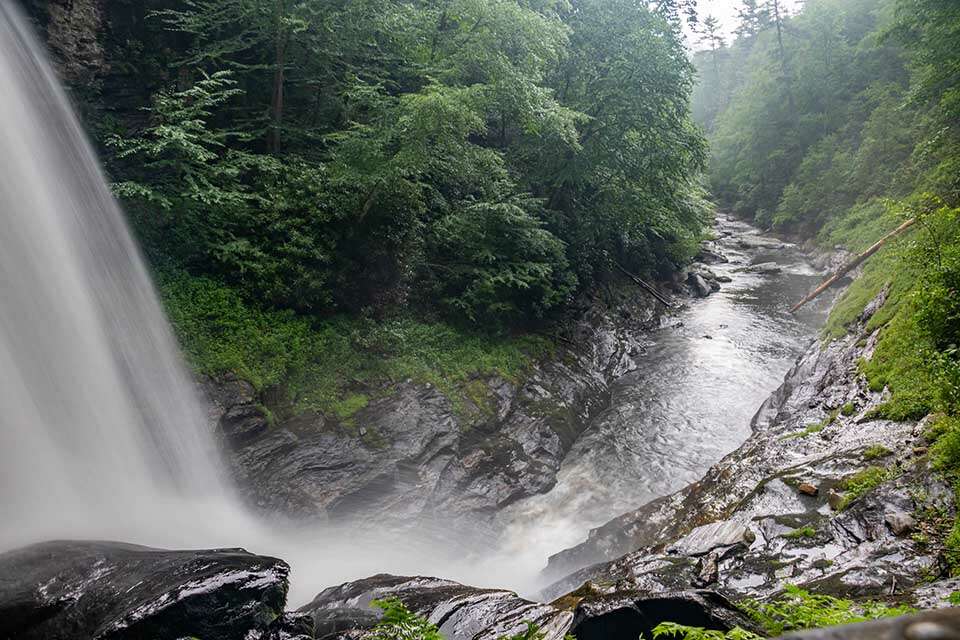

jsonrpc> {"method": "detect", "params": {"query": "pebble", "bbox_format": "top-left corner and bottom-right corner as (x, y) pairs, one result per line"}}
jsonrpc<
(798, 482), (819, 496)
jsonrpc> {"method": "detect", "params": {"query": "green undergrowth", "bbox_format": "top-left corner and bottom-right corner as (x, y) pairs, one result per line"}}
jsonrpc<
(821, 201), (958, 421)
(159, 270), (553, 419)
(929, 415), (960, 571)
(649, 585), (912, 639)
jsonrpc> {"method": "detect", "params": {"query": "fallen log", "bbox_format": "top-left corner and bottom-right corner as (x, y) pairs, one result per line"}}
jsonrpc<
(790, 217), (916, 313)
(615, 263), (673, 307)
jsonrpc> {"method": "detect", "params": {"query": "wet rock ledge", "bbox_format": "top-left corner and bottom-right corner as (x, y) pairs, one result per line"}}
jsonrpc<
(0, 540), (299, 640)
(6, 540), (960, 640)
(0, 540), (757, 640)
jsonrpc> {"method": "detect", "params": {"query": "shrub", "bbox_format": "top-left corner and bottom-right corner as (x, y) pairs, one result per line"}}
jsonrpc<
(738, 585), (912, 636)
(369, 599), (442, 640)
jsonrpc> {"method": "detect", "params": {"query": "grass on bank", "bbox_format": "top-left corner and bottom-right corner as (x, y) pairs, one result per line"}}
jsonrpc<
(158, 269), (554, 418)
(649, 585), (912, 639)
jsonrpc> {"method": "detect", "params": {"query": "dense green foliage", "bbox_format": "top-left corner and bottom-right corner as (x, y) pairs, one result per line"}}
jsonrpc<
(160, 269), (552, 417)
(695, 0), (958, 234)
(738, 585), (912, 636)
(54, 0), (708, 329)
(30, 0), (712, 416)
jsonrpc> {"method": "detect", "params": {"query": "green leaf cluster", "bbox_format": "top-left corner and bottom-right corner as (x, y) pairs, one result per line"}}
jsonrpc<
(737, 585), (913, 636)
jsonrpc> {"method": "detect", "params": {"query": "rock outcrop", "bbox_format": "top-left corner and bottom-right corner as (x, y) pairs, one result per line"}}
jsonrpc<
(202, 285), (664, 533)
(0, 540), (294, 640)
(296, 574), (762, 640)
(299, 574), (571, 640)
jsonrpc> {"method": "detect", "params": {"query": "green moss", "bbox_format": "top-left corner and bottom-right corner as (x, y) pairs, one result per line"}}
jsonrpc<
(330, 394), (369, 421)
(862, 444), (892, 460)
(461, 379), (498, 418)
(255, 403), (277, 427)
(784, 526), (817, 539)
(841, 402), (856, 416)
(947, 591), (960, 605)
(158, 270), (552, 420)
(782, 410), (839, 440)
(836, 466), (893, 510)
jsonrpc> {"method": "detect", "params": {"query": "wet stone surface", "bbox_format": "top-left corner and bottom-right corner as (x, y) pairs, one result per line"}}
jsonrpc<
(0, 540), (292, 640)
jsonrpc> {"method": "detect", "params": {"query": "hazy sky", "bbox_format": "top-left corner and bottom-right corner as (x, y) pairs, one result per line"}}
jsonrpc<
(688, 0), (805, 47)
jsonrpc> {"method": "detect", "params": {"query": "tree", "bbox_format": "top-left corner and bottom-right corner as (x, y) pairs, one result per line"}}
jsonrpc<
(698, 15), (726, 77)
(735, 0), (771, 39)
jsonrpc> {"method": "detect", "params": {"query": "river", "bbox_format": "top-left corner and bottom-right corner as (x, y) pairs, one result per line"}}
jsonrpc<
(491, 213), (833, 593)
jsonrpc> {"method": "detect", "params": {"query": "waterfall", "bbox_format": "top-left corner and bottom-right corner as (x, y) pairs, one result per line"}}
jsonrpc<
(0, 2), (238, 549)
(0, 2), (569, 603)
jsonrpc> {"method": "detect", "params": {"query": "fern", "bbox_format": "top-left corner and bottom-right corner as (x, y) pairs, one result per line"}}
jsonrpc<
(369, 598), (443, 640)
(738, 585), (912, 636)
(651, 622), (761, 640)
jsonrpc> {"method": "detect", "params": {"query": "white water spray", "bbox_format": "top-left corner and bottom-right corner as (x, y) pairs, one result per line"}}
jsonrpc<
(0, 1), (245, 547)
(0, 4), (552, 603)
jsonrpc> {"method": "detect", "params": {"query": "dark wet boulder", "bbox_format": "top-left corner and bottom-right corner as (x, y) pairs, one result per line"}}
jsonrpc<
(299, 574), (572, 640)
(697, 242), (729, 264)
(688, 273), (712, 297)
(264, 612), (316, 639)
(0, 540), (290, 640)
(569, 590), (757, 640)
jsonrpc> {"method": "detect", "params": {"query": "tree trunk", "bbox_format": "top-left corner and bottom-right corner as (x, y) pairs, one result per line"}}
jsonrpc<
(790, 218), (916, 313)
(268, 0), (286, 154)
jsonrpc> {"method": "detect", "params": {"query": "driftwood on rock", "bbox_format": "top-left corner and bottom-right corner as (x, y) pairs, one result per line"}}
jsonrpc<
(790, 218), (916, 313)
(615, 262), (673, 307)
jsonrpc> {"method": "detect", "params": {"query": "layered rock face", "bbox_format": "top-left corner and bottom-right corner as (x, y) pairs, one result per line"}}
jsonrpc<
(299, 574), (572, 640)
(201, 287), (664, 533)
(541, 288), (954, 607)
(0, 540), (297, 640)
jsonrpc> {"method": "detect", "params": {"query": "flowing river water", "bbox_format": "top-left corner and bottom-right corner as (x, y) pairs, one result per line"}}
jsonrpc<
(491, 215), (833, 593)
